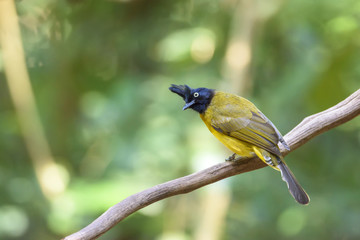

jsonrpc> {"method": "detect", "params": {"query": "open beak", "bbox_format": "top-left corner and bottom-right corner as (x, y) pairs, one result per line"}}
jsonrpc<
(182, 100), (195, 110)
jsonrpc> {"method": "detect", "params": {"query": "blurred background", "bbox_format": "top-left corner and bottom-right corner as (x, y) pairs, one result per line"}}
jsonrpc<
(0, 0), (359, 239)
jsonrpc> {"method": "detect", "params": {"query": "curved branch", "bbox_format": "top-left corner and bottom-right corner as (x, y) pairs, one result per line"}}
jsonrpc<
(63, 89), (360, 240)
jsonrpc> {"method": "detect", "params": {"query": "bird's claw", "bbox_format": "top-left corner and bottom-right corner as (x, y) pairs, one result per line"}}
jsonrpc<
(225, 153), (237, 162)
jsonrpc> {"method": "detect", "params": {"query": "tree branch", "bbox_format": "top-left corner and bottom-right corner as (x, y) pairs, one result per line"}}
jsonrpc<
(63, 89), (360, 240)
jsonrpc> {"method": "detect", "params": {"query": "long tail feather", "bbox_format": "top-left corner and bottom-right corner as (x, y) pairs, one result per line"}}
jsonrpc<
(277, 160), (310, 205)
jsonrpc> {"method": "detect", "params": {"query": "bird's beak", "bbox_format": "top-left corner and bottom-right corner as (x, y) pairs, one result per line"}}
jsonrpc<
(182, 100), (195, 110)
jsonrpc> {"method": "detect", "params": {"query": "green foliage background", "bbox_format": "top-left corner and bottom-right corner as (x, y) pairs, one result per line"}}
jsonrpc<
(0, 0), (359, 239)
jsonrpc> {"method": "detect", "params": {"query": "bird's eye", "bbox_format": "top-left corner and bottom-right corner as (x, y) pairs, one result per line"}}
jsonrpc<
(194, 92), (199, 97)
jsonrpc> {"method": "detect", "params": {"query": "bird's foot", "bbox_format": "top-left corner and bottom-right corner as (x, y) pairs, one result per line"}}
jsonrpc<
(264, 155), (274, 166)
(225, 153), (237, 162)
(226, 153), (257, 162)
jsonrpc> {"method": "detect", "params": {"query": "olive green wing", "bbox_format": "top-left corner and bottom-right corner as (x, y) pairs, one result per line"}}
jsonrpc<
(211, 104), (289, 156)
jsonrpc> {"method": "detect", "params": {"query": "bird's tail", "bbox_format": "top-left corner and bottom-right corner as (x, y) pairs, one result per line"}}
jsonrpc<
(276, 157), (310, 205)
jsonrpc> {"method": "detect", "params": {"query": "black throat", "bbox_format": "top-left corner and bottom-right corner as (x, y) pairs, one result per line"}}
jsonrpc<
(192, 90), (215, 114)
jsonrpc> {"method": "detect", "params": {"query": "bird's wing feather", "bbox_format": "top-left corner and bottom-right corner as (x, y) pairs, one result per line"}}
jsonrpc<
(210, 101), (286, 156)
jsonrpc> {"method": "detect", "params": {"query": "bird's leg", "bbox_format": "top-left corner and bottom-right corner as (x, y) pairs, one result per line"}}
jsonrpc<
(261, 151), (276, 167)
(226, 152), (257, 162)
(264, 155), (274, 166)
(233, 155), (249, 161)
(225, 153), (237, 162)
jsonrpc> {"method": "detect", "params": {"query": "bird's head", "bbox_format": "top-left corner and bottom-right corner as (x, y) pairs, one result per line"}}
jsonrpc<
(169, 84), (215, 114)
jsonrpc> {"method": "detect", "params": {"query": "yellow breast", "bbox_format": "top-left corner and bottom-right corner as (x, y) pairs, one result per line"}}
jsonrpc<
(199, 92), (280, 170)
(199, 92), (255, 158)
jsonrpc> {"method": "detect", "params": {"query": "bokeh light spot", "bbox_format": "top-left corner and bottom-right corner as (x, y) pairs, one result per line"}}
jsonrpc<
(156, 28), (215, 62)
(48, 194), (77, 234)
(277, 207), (306, 236)
(225, 40), (251, 69)
(326, 16), (358, 34)
(0, 206), (29, 237)
(190, 34), (215, 63)
(80, 91), (108, 119)
(40, 162), (69, 197)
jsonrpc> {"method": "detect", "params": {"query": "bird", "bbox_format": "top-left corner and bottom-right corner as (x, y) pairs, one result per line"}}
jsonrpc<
(169, 84), (310, 205)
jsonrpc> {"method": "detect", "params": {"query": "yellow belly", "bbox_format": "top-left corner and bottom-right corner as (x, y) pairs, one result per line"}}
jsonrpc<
(200, 114), (254, 157)
(213, 127), (255, 157)
(200, 113), (279, 170)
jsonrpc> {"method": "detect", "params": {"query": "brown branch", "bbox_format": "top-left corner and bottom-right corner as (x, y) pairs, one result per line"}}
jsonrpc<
(63, 89), (360, 240)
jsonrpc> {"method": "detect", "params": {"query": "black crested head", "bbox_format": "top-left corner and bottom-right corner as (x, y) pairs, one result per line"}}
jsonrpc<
(169, 84), (215, 114)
